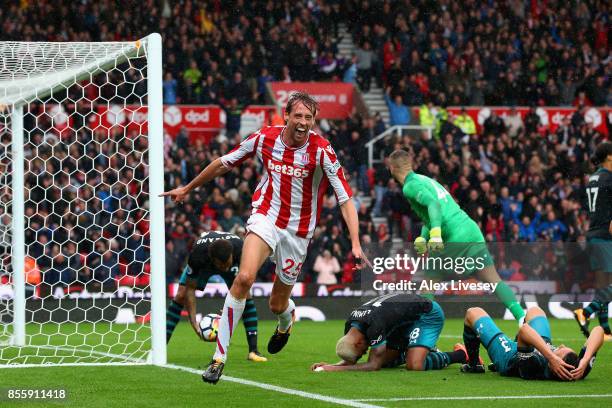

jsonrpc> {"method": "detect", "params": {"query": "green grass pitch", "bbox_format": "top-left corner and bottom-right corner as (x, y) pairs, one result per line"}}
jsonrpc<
(1, 318), (611, 407)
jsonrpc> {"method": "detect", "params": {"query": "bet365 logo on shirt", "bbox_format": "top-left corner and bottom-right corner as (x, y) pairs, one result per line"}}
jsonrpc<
(267, 159), (310, 178)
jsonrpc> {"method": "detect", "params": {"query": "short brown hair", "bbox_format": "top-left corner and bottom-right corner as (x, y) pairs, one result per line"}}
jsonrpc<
(388, 149), (412, 167)
(285, 91), (319, 116)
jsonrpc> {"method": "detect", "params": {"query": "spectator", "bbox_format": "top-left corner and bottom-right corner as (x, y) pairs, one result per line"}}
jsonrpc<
(503, 107), (524, 138)
(218, 208), (244, 233)
(313, 250), (342, 285)
(256, 68), (274, 104)
(220, 98), (243, 139)
(183, 60), (202, 103)
(453, 107), (476, 136)
(513, 212), (541, 242)
(225, 71), (252, 107)
(343, 54), (358, 85)
(163, 72), (178, 104)
(355, 41), (374, 92)
(537, 211), (568, 242)
(483, 111), (506, 136)
(200, 75), (220, 105)
(419, 99), (434, 129)
(384, 87), (410, 126)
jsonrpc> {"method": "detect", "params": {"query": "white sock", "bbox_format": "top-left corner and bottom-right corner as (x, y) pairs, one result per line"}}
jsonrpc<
(277, 299), (295, 332)
(213, 294), (245, 361)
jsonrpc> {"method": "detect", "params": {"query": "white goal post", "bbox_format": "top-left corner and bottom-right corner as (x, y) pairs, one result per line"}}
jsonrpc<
(0, 34), (166, 366)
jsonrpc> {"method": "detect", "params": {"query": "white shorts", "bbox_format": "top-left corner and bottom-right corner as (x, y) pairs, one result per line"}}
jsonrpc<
(246, 213), (309, 285)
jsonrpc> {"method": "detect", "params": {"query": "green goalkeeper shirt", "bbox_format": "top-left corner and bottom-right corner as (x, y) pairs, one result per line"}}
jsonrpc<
(401, 172), (473, 240)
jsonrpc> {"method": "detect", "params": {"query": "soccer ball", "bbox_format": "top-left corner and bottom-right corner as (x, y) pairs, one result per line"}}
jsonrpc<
(199, 313), (221, 342)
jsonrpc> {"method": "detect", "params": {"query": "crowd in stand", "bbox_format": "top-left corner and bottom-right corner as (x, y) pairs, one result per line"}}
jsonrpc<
(1, 0), (610, 291)
(351, 0), (610, 109)
(4, 1), (608, 107)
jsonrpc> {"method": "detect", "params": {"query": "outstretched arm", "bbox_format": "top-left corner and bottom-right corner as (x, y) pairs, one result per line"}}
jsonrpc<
(183, 281), (203, 340)
(517, 324), (574, 381)
(161, 131), (261, 201)
(312, 345), (389, 372)
(340, 199), (371, 268)
(571, 326), (604, 380)
(160, 158), (229, 202)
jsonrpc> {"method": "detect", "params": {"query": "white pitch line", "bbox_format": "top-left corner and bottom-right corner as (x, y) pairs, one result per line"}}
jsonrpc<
(163, 363), (382, 408)
(354, 394), (612, 402)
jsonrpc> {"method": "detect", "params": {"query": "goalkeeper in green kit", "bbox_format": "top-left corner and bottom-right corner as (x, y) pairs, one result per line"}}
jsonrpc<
(387, 149), (525, 323)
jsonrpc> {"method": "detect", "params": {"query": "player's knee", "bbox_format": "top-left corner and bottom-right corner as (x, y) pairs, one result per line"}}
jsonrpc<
(405, 358), (425, 371)
(268, 299), (286, 315)
(525, 306), (545, 321)
(233, 272), (255, 292)
(465, 307), (486, 324)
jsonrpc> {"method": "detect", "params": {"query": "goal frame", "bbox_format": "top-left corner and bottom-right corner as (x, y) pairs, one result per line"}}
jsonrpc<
(2, 33), (166, 367)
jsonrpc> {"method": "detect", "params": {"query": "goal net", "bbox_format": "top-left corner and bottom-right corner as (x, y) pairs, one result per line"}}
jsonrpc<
(0, 34), (166, 367)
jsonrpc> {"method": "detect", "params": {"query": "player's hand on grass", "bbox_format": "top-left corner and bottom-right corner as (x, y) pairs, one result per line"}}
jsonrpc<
(427, 227), (444, 253)
(548, 354), (575, 381)
(159, 185), (189, 203)
(352, 246), (372, 270)
(311, 362), (328, 371)
(414, 236), (427, 255)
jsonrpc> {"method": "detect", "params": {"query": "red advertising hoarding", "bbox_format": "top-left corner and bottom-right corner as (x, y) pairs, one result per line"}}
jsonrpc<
(93, 105), (274, 141)
(269, 82), (354, 119)
(443, 106), (610, 136)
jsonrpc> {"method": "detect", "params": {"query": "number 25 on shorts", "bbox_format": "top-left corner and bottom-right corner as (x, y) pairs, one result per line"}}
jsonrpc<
(282, 259), (303, 278)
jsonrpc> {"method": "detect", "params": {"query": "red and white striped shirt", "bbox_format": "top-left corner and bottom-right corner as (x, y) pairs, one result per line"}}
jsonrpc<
(220, 126), (352, 239)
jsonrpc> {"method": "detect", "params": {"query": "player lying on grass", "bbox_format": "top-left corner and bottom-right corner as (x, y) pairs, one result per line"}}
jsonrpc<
(574, 141), (612, 342)
(461, 306), (603, 380)
(386, 149), (525, 323)
(311, 293), (468, 372)
(166, 231), (267, 362)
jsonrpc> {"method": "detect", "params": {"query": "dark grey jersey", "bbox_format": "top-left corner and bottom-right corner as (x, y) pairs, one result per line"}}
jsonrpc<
(586, 168), (612, 240)
(344, 293), (432, 348)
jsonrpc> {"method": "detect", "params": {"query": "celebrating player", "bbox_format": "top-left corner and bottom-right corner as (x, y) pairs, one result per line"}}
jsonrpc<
(165, 231), (267, 362)
(311, 293), (468, 372)
(386, 149), (525, 322)
(461, 306), (603, 380)
(574, 141), (612, 341)
(161, 92), (370, 384)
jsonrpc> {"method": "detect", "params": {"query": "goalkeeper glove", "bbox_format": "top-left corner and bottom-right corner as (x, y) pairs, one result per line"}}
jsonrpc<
(414, 236), (427, 255)
(428, 227), (444, 253)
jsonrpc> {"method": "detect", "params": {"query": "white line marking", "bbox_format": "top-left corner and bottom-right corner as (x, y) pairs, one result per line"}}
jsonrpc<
(163, 363), (382, 408)
(354, 394), (612, 402)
